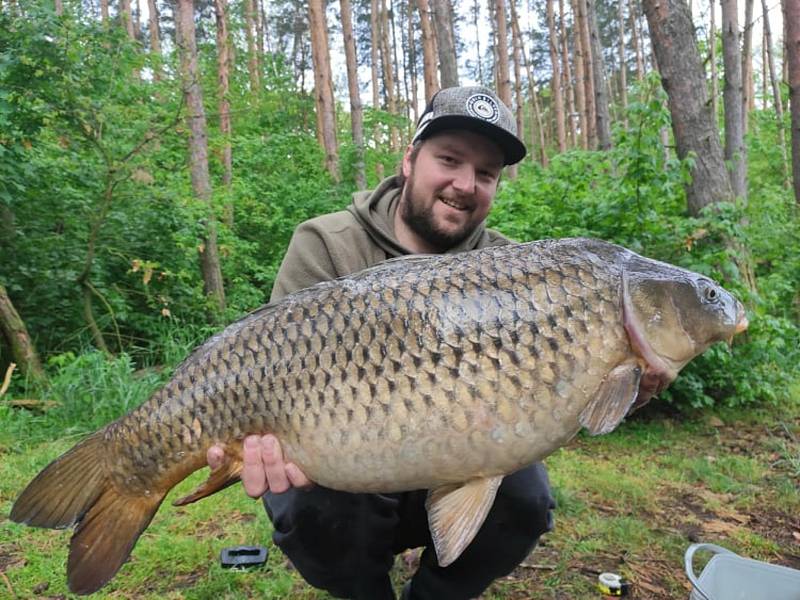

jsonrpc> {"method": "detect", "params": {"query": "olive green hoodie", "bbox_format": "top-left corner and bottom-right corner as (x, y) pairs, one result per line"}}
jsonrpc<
(270, 176), (510, 302)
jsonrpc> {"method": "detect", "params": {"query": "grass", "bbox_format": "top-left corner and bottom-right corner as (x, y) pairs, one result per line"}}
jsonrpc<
(1, 357), (798, 599)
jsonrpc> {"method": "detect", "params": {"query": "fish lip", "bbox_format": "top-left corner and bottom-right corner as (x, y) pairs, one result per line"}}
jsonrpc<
(734, 307), (748, 334)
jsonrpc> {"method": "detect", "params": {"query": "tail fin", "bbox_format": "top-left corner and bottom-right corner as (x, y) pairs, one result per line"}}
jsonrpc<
(10, 431), (165, 595)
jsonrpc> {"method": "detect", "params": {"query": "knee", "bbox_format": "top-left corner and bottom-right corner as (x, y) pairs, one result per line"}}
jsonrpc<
(494, 465), (556, 542)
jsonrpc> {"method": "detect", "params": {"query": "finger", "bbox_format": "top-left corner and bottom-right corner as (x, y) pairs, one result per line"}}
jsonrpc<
(261, 434), (290, 494)
(207, 445), (224, 470)
(241, 435), (268, 498)
(286, 463), (313, 489)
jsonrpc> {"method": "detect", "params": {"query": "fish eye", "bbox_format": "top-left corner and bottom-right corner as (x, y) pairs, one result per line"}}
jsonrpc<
(703, 285), (719, 303)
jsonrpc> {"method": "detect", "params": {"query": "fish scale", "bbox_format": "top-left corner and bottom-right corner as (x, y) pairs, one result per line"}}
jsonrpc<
(10, 237), (748, 595)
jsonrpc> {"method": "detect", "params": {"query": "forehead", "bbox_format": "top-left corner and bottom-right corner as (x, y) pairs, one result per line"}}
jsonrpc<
(421, 130), (504, 169)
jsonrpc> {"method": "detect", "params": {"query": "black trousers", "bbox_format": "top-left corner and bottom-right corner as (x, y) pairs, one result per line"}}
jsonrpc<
(263, 463), (555, 600)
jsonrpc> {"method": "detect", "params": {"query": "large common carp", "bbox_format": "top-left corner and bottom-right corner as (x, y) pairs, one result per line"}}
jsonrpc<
(10, 238), (747, 594)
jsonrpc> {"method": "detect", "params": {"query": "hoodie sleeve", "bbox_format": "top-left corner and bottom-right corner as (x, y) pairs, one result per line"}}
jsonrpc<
(270, 212), (384, 302)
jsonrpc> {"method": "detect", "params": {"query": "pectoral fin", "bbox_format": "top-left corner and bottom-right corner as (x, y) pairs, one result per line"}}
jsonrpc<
(173, 445), (243, 506)
(579, 362), (642, 435)
(426, 475), (503, 567)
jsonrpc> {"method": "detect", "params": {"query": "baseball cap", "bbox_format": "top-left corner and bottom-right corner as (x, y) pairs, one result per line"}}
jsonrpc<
(411, 86), (527, 165)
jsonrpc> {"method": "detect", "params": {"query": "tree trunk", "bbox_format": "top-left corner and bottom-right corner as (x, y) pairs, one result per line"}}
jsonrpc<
(576, 0), (596, 148)
(309, 0), (339, 181)
(119, 0), (135, 39)
(763, 0), (791, 187)
(618, 0), (628, 125)
(630, 0), (645, 82)
(176, 0), (226, 317)
(741, 0), (755, 132)
(782, 0), (800, 203)
(215, 0), (234, 228)
(495, 0), (514, 176)
(572, 0), (587, 149)
(370, 0), (384, 179)
(642, 0), (734, 215)
(473, 0), (484, 85)
(547, 0), (567, 152)
(147, 0), (163, 80)
(416, 0), (439, 101)
(514, 11), (548, 165)
(55, 0), (63, 15)
(0, 285), (47, 387)
(586, 0), (612, 149)
(510, 0), (524, 149)
(721, 0), (747, 200)
(431, 0), (458, 87)
(244, 0), (260, 95)
(710, 0), (719, 123)
(341, 0), (367, 189)
(560, 0), (577, 147)
(100, 0), (109, 23)
(256, 0), (265, 63)
(409, 0), (419, 123)
(380, 0), (400, 150)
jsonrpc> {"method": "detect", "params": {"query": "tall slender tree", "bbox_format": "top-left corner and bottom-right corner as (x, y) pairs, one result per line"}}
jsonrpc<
(341, 0), (366, 189)
(380, 0), (400, 150)
(741, 0), (755, 131)
(510, 0), (524, 144)
(710, 0), (719, 121)
(513, 9), (548, 164)
(244, 0), (260, 95)
(630, 0), (645, 82)
(721, 0), (747, 199)
(762, 0), (790, 186)
(559, 0), (578, 146)
(175, 0), (226, 317)
(495, 0), (514, 175)
(547, 0), (567, 152)
(576, 0), (596, 147)
(432, 0), (458, 87)
(783, 0), (800, 203)
(215, 0), (234, 227)
(642, 0), (734, 215)
(309, 0), (339, 180)
(147, 0), (162, 80)
(586, 0), (611, 149)
(120, 0), (135, 39)
(416, 0), (439, 101)
(618, 0), (628, 123)
(572, 0), (587, 148)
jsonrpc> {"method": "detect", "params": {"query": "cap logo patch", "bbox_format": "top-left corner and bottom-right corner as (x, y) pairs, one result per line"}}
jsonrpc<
(466, 93), (500, 123)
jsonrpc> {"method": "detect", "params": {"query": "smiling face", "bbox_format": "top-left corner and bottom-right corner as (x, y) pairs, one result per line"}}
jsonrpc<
(395, 129), (504, 253)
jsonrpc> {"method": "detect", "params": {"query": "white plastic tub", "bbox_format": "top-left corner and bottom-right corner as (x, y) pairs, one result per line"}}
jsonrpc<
(685, 543), (800, 600)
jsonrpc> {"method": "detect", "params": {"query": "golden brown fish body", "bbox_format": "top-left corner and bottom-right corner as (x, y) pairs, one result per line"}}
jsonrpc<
(10, 238), (747, 594)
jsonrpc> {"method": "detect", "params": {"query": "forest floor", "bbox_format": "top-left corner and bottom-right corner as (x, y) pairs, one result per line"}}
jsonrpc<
(1, 398), (798, 599)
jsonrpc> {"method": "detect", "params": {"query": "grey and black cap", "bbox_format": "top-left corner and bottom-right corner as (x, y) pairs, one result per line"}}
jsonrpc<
(412, 86), (526, 165)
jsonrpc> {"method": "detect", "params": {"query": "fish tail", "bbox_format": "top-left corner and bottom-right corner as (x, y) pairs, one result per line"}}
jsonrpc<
(10, 430), (166, 595)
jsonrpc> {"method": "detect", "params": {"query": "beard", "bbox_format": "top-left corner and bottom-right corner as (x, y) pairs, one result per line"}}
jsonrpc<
(399, 173), (476, 252)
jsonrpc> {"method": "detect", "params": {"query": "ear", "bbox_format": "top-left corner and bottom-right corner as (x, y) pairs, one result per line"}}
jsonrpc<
(402, 144), (416, 178)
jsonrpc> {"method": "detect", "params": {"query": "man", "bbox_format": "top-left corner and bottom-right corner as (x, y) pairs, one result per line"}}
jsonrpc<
(208, 86), (556, 600)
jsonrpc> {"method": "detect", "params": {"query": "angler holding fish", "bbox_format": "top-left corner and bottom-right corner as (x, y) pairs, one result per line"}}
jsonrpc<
(10, 87), (747, 598)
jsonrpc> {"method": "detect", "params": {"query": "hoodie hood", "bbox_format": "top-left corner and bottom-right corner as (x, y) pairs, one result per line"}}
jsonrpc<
(346, 175), (497, 258)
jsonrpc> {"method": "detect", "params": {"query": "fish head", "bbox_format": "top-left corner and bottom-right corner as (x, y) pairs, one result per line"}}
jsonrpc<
(623, 256), (748, 381)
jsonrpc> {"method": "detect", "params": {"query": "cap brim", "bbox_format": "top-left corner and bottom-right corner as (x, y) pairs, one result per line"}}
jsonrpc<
(415, 115), (527, 166)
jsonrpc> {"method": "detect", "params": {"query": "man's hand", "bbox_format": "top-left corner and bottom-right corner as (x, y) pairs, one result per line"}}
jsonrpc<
(206, 435), (312, 498)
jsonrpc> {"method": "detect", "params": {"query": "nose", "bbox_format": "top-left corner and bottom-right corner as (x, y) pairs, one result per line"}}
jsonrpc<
(451, 165), (476, 194)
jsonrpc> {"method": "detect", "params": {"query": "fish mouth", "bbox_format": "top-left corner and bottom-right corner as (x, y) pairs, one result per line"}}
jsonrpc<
(734, 305), (748, 334)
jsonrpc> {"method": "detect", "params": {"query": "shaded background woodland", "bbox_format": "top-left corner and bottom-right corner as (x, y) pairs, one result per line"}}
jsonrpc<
(0, 0), (798, 417)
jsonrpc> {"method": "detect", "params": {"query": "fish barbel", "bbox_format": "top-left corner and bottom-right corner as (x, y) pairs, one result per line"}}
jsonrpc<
(10, 238), (747, 594)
